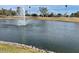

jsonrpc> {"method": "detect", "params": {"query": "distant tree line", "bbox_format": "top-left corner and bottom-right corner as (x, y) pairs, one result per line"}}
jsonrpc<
(0, 8), (16, 16)
(25, 7), (79, 17)
(1, 6), (79, 17)
(70, 11), (79, 17)
(25, 7), (66, 17)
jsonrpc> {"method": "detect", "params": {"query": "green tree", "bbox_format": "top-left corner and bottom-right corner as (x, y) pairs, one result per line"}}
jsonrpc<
(16, 7), (21, 16)
(70, 13), (74, 17)
(25, 10), (30, 16)
(48, 13), (54, 17)
(39, 7), (48, 17)
(9, 8), (12, 16)
(57, 13), (62, 17)
(0, 8), (16, 16)
(70, 11), (79, 17)
(1, 8), (6, 15)
(75, 11), (79, 17)
(0, 10), (3, 15)
(11, 11), (16, 16)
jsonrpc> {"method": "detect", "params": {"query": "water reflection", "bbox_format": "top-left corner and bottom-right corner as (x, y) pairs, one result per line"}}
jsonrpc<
(0, 19), (79, 52)
(0, 19), (32, 26)
(18, 27), (27, 44)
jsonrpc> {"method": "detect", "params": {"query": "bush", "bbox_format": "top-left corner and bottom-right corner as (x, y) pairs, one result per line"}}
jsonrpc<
(25, 14), (30, 16)
(31, 13), (38, 16)
(57, 13), (62, 17)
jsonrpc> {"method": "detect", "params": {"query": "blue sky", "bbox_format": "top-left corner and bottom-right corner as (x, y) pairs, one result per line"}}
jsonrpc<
(0, 5), (79, 15)
(25, 5), (79, 15)
(0, 5), (24, 10)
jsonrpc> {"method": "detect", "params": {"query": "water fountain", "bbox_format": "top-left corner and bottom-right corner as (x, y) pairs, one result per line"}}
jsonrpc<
(0, 6), (32, 27)
(16, 6), (27, 26)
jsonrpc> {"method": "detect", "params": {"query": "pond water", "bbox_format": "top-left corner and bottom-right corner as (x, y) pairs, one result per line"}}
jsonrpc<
(0, 19), (79, 52)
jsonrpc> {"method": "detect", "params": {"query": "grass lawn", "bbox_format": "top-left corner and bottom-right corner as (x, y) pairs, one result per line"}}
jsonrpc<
(0, 43), (46, 53)
(28, 16), (79, 23)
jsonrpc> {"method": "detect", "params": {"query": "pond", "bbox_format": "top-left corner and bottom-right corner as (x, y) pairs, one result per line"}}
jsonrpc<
(0, 19), (79, 53)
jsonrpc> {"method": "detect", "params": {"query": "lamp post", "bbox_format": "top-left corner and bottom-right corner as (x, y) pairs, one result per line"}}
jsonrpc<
(65, 5), (68, 17)
(28, 6), (31, 16)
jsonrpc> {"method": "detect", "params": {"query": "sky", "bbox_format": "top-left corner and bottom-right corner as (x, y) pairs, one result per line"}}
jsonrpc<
(25, 5), (79, 15)
(0, 5), (24, 10)
(0, 5), (79, 15)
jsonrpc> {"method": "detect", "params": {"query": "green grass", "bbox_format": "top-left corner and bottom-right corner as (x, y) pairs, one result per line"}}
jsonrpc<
(0, 44), (46, 53)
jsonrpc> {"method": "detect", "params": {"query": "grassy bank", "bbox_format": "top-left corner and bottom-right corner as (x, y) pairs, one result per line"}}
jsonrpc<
(28, 16), (79, 23)
(0, 41), (47, 53)
(0, 16), (27, 20)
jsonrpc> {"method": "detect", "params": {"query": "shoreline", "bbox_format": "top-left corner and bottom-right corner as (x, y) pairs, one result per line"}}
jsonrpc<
(29, 17), (79, 23)
(0, 41), (53, 53)
(0, 16), (79, 23)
